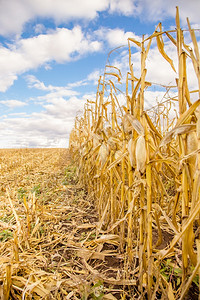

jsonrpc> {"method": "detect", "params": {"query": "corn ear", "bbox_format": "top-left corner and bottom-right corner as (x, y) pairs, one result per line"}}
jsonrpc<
(98, 143), (109, 167)
(127, 137), (136, 168)
(136, 135), (146, 173)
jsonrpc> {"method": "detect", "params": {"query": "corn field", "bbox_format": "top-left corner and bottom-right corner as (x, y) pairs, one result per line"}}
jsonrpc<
(69, 7), (200, 299)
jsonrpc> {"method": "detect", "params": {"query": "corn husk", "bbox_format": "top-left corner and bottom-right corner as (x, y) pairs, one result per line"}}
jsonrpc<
(93, 134), (101, 148)
(187, 131), (198, 175)
(135, 135), (146, 173)
(196, 112), (200, 139)
(127, 137), (136, 168)
(98, 143), (109, 167)
(114, 150), (123, 161)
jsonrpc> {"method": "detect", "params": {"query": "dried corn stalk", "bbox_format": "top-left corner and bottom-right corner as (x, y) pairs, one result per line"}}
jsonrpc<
(70, 8), (200, 298)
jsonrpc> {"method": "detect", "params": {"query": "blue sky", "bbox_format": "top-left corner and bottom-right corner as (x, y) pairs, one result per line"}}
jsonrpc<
(0, 0), (199, 148)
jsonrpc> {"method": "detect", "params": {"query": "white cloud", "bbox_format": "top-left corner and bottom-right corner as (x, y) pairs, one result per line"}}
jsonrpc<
(39, 89), (79, 102)
(9, 112), (28, 117)
(136, 0), (200, 25)
(95, 27), (141, 48)
(0, 93), (89, 148)
(0, 0), (32, 37)
(0, 0), (199, 39)
(18, 26), (101, 64)
(43, 96), (86, 117)
(66, 69), (102, 87)
(0, 70), (98, 148)
(87, 70), (101, 85)
(0, 74), (18, 92)
(109, 0), (140, 16)
(26, 75), (50, 90)
(26, 75), (79, 97)
(0, 26), (102, 92)
(0, 0), (138, 38)
(26, 69), (102, 95)
(0, 0), (109, 37)
(0, 99), (27, 109)
(67, 79), (88, 88)
(34, 24), (46, 34)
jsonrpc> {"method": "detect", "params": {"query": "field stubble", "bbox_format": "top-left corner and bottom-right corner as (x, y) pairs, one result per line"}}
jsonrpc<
(0, 148), (137, 299)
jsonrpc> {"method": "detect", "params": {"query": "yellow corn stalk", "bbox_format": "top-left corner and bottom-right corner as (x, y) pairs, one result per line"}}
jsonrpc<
(69, 7), (200, 298)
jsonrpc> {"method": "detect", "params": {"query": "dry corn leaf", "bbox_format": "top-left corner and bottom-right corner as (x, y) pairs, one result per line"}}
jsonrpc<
(105, 72), (121, 83)
(0, 285), (3, 300)
(187, 18), (200, 63)
(94, 116), (103, 133)
(126, 114), (145, 135)
(93, 134), (101, 148)
(187, 131), (198, 154)
(168, 282), (175, 300)
(176, 99), (200, 126)
(95, 234), (119, 245)
(122, 114), (132, 133)
(66, 291), (74, 299)
(6, 190), (22, 235)
(107, 151), (128, 171)
(197, 112), (200, 139)
(107, 137), (117, 150)
(103, 294), (118, 300)
(165, 31), (177, 46)
(156, 35), (176, 72)
(160, 198), (200, 259)
(144, 112), (162, 139)
(160, 124), (196, 147)
(106, 65), (122, 78)
(128, 37), (141, 47)
(153, 204), (179, 235)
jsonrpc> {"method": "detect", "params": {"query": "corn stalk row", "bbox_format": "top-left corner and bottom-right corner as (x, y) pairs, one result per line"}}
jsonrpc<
(69, 8), (200, 298)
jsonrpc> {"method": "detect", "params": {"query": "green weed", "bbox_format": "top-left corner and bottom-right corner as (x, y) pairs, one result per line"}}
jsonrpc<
(0, 229), (13, 242)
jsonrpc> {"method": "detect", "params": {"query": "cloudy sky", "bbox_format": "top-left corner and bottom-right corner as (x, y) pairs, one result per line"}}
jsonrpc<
(0, 0), (199, 148)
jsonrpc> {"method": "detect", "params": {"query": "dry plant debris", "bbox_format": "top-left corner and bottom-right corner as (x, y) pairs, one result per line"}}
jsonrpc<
(0, 148), (135, 299)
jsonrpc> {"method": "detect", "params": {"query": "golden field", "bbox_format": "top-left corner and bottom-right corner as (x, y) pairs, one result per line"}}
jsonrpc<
(1, 7), (200, 300)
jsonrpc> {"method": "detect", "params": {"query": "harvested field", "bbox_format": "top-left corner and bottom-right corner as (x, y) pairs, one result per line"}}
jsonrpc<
(0, 148), (139, 299)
